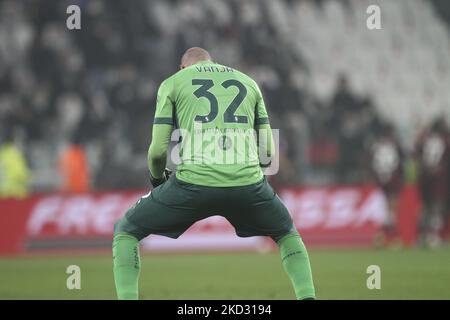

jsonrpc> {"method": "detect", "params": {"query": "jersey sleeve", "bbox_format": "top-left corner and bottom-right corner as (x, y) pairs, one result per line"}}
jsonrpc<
(148, 77), (175, 178)
(153, 77), (175, 125)
(253, 83), (270, 126)
(252, 81), (274, 162)
(147, 124), (172, 179)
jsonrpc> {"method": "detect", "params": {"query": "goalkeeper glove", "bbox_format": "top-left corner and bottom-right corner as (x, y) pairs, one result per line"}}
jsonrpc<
(149, 168), (172, 188)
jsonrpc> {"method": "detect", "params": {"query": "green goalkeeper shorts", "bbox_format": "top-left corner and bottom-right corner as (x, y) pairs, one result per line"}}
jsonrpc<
(114, 176), (295, 241)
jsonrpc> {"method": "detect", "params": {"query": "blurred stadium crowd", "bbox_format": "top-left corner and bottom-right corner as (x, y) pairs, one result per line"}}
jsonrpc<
(0, 0), (450, 200)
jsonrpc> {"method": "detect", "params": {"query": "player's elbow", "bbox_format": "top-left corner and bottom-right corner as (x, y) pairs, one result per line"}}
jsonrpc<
(148, 144), (167, 167)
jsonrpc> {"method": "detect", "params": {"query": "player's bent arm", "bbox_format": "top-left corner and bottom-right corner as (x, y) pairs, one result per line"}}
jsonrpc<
(251, 79), (274, 165)
(256, 123), (275, 166)
(147, 124), (173, 179)
(148, 75), (175, 180)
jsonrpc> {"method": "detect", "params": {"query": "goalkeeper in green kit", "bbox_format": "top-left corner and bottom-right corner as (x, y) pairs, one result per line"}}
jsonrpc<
(113, 47), (316, 300)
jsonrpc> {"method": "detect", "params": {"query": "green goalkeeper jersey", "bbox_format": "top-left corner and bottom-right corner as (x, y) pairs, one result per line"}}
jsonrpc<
(150, 60), (272, 187)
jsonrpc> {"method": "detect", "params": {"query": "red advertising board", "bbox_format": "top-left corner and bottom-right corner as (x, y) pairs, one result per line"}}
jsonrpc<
(279, 185), (421, 246)
(0, 186), (421, 255)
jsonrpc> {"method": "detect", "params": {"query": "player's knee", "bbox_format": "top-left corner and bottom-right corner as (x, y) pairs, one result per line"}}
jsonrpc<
(114, 217), (137, 238)
(113, 218), (126, 237)
(113, 218), (122, 235)
(113, 215), (150, 241)
(271, 228), (301, 245)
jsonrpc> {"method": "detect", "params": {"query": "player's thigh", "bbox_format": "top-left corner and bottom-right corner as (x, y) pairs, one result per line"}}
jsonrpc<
(225, 179), (295, 240)
(114, 177), (201, 240)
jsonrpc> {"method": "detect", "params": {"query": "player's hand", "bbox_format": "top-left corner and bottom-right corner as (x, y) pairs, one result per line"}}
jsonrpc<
(163, 168), (173, 179)
(149, 168), (172, 188)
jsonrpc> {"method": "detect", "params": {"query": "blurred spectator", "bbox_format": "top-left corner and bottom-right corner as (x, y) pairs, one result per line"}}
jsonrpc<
(415, 118), (450, 247)
(331, 75), (378, 184)
(367, 122), (404, 247)
(58, 136), (90, 193)
(0, 130), (30, 198)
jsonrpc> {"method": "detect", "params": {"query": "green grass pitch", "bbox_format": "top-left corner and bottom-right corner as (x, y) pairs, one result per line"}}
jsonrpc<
(0, 248), (449, 299)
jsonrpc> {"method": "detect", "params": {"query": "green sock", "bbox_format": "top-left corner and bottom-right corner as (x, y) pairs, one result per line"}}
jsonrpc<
(112, 233), (140, 300)
(277, 232), (316, 300)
